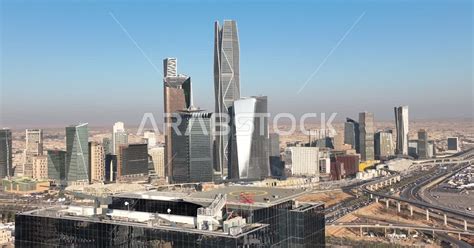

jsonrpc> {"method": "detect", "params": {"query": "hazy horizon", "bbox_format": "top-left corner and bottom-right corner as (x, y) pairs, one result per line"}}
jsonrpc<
(1, 0), (472, 128)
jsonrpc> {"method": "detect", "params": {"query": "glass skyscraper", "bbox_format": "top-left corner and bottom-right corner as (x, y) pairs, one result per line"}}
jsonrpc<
(171, 109), (213, 183)
(65, 123), (89, 183)
(0, 129), (12, 178)
(229, 96), (270, 180)
(163, 58), (192, 180)
(344, 118), (360, 153)
(117, 143), (149, 178)
(47, 150), (67, 182)
(214, 20), (240, 179)
(394, 106), (409, 155)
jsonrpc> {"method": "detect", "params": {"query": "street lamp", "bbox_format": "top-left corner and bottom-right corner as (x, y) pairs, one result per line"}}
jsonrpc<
(124, 201), (130, 212)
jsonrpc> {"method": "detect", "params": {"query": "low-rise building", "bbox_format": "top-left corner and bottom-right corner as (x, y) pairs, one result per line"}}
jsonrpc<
(1, 178), (49, 194)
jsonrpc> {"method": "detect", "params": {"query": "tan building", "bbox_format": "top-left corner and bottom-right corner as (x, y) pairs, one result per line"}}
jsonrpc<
(21, 129), (44, 178)
(149, 147), (165, 178)
(89, 142), (105, 183)
(32, 155), (48, 180)
(2, 178), (50, 194)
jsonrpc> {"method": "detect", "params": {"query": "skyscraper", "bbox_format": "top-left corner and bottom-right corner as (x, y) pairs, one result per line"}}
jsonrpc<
(47, 150), (66, 182)
(163, 58), (191, 180)
(344, 118), (360, 153)
(394, 106), (409, 155)
(66, 123), (89, 183)
(229, 96), (270, 180)
(112, 122), (128, 155)
(374, 130), (394, 160)
(88, 141), (105, 183)
(23, 129), (43, 177)
(104, 154), (117, 182)
(214, 20), (240, 179)
(171, 109), (213, 183)
(102, 137), (112, 155)
(359, 112), (374, 161)
(117, 144), (149, 179)
(417, 129), (429, 159)
(25, 129), (43, 156)
(0, 129), (12, 178)
(269, 133), (284, 178)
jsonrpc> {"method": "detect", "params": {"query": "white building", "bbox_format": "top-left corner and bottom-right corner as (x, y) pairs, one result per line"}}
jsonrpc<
(143, 131), (157, 148)
(284, 147), (320, 177)
(112, 122), (128, 155)
(394, 106), (409, 155)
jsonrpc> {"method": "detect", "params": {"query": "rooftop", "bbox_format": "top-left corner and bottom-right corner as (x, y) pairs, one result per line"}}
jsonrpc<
(116, 186), (307, 208)
(19, 206), (268, 238)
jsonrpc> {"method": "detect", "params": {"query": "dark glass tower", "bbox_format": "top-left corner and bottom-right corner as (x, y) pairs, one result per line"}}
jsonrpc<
(171, 109), (213, 183)
(65, 123), (89, 183)
(214, 20), (240, 179)
(117, 143), (149, 178)
(344, 118), (360, 153)
(47, 150), (67, 182)
(0, 129), (12, 178)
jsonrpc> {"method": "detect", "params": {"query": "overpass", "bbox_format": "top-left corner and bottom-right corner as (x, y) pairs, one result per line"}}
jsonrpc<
(328, 223), (474, 236)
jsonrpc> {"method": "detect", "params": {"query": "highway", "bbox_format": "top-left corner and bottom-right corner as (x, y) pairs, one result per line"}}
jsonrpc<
(328, 223), (474, 236)
(361, 152), (474, 221)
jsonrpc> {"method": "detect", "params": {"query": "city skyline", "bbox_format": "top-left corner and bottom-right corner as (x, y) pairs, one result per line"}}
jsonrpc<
(1, 0), (472, 128)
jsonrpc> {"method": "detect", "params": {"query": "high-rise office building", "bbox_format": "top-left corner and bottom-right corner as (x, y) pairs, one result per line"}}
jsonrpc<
(104, 154), (117, 182)
(143, 130), (157, 148)
(66, 123), (89, 183)
(417, 129), (429, 159)
(344, 118), (360, 153)
(171, 109), (213, 183)
(117, 143), (149, 179)
(359, 112), (374, 161)
(374, 130), (394, 160)
(32, 155), (48, 180)
(0, 129), (12, 178)
(394, 106), (409, 155)
(284, 147), (320, 177)
(214, 20), (240, 179)
(25, 129), (43, 155)
(102, 137), (112, 155)
(89, 141), (105, 183)
(269, 133), (284, 178)
(22, 129), (43, 177)
(47, 150), (66, 182)
(408, 140), (418, 158)
(447, 137), (460, 152)
(230, 96), (270, 180)
(112, 122), (128, 155)
(163, 58), (192, 180)
(149, 146), (165, 178)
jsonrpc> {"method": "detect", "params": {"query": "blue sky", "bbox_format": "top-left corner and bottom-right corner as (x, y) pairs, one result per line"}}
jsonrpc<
(1, 0), (472, 127)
